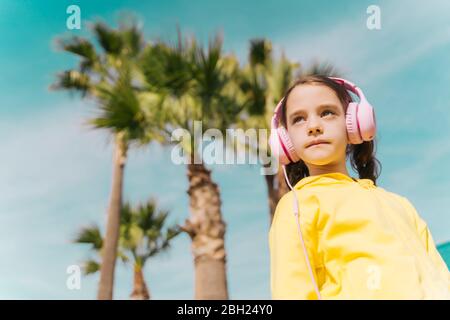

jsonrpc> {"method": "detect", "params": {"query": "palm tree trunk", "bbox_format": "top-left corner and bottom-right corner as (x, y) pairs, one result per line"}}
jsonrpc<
(97, 134), (127, 300)
(264, 171), (278, 225)
(277, 165), (289, 195)
(181, 160), (229, 300)
(265, 166), (290, 225)
(130, 264), (150, 300)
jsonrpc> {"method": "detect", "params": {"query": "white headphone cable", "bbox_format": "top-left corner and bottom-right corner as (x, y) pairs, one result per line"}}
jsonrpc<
(281, 165), (322, 300)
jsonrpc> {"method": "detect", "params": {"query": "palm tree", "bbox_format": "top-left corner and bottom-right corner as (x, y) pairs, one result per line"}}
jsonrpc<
(51, 20), (155, 299)
(139, 32), (244, 299)
(73, 198), (181, 299)
(237, 39), (299, 223)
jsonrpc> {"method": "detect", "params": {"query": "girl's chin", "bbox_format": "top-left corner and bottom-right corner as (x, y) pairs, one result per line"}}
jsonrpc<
(302, 153), (334, 165)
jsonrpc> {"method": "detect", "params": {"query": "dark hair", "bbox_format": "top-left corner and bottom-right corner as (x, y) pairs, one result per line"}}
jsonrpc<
(280, 74), (382, 186)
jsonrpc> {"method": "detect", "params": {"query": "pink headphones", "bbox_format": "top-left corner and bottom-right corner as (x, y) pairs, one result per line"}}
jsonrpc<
(269, 77), (377, 165)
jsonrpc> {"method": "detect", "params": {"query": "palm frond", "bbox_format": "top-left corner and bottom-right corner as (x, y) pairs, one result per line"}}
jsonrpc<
(120, 23), (144, 58)
(73, 225), (103, 251)
(50, 70), (91, 96)
(191, 33), (224, 105)
(83, 259), (100, 275)
(140, 41), (193, 97)
(55, 36), (98, 70)
(120, 198), (181, 264)
(121, 201), (133, 226)
(249, 38), (272, 68)
(269, 51), (300, 103)
(147, 225), (182, 259)
(89, 68), (147, 139)
(92, 22), (124, 55)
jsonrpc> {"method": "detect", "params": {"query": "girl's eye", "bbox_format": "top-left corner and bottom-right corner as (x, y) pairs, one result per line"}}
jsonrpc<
(292, 110), (335, 124)
(322, 110), (335, 117)
(292, 116), (305, 124)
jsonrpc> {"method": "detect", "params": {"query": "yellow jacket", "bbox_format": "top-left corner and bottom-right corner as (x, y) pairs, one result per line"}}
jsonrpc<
(269, 172), (450, 299)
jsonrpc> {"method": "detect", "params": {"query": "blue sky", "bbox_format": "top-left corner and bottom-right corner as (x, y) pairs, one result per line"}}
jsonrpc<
(1, 0), (450, 299)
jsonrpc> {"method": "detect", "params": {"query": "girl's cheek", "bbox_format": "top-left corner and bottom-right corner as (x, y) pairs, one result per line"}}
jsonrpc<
(292, 135), (306, 150)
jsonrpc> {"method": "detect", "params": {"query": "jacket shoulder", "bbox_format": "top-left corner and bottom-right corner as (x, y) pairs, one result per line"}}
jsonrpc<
(273, 191), (295, 223)
(274, 189), (321, 226)
(377, 188), (421, 227)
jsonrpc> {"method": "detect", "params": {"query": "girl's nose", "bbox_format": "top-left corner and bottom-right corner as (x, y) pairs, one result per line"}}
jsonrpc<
(307, 119), (323, 135)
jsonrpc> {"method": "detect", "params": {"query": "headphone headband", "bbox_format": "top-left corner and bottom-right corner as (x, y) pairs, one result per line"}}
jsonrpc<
(328, 77), (368, 104)
(271, 77), (367, 129)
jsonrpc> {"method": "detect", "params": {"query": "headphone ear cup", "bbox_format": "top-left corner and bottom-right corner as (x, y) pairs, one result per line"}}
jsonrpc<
(356, 101), (376, 141)
(346, 102), (363, 144)
(269, 128), (282, 159)
(277, 127), (300, 164)
(268, 126), (296, 165)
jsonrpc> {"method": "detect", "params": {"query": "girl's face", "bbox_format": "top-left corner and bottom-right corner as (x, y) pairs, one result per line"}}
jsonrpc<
(285, 84), (349, 170)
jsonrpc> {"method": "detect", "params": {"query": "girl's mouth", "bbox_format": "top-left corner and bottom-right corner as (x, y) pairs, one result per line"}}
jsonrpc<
(307, 142), (330, 148)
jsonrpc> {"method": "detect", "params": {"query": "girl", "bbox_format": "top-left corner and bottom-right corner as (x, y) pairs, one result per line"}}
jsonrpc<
(268, 75), (450, 299)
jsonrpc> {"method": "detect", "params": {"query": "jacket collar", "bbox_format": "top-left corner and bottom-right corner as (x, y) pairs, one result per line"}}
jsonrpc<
(293, 172), (375, 190)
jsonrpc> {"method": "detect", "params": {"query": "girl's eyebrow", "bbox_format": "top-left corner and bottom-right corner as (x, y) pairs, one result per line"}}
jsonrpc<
(289, 103), (340, 122)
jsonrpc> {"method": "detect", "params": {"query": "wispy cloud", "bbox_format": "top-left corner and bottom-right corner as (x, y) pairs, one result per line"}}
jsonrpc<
(277, 0), (450, 85)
